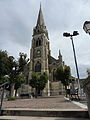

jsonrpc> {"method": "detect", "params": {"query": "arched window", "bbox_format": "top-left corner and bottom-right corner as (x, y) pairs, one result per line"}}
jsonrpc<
(36, 38), (42, 47)
(36, 40), (38, 47)
(35, 61), (41, 72)
(39, 40), (41, 46)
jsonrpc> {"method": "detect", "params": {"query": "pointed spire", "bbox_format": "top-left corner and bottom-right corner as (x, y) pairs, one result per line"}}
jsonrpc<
(59, 50), (61, 56)
(36, 3), (45, 26)
(58, 50), (62, 61)
(40, 2), (41, 9)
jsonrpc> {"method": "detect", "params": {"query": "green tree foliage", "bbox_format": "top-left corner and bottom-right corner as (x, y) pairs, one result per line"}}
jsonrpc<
(0, 75), (9, 84)
(0, 50), (14, 84)
(14, 73), (25, 96)
(87, 69), (90, 77)
(0, 50), (16, 96)
(0, 50), (28, 97)
(55, 65), (71, 89)
(0, 50), (9, 77)
(39, 73), (48, 91)
(30, 72), (48, 96)
(18, 52), (29, 84)
(9, 61), (18, 84)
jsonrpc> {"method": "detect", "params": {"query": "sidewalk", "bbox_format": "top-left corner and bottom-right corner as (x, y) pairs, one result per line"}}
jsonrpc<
(1, 96), (89, 120)
(2, 95), (87, 110)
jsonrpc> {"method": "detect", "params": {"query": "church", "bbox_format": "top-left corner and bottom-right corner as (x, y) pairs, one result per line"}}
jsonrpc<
(29, 5), (65, 96)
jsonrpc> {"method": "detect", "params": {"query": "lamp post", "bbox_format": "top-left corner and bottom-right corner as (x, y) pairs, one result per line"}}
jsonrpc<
(83, 21), (90, 34)
(63, 31), (81, 94)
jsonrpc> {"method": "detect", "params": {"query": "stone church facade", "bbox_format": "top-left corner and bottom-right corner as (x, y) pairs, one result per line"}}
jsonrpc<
(29, 5), (64, 96)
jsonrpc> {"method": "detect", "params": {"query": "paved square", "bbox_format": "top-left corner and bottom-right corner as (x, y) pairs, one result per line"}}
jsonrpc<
(2, 95), (87, 110)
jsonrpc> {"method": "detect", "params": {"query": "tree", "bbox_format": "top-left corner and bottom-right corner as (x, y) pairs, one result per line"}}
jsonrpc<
(9, 53), (28, 97)
(0, 50), (16, 96)
(0, 50), (10, 83)
(0, 50), (16, 84)
(18, 52), (29, 84)
(18, 52), (28, 73)
(0, 50), (29, 97)
(29, 72), (48, 97)
(55, 65), (71, 92)
(87, 69), (90, 77)
(0, 75), (9, 84)
(38, 73), (48, 92)
(14, 73), (25, 96)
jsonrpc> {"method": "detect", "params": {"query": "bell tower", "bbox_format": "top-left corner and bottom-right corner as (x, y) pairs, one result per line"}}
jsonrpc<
(29, 5), (50, 79)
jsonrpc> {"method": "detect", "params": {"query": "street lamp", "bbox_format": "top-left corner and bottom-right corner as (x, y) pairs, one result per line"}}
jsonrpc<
(83, 21), (90, 34)
(63, 31), (81, 94)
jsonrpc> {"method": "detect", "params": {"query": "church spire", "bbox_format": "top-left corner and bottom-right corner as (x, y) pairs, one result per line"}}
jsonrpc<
(36, 3), (45, 26)
(33, 4), (48, 38)
(58, 50), (62, 62)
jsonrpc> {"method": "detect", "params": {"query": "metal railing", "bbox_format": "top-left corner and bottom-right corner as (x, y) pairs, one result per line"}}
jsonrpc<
(0, 82), (9, 115)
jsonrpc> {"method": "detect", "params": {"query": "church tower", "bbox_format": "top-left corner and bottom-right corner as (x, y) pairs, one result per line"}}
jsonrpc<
(29, 5), (64, 96)
(29, 5), (50, 79)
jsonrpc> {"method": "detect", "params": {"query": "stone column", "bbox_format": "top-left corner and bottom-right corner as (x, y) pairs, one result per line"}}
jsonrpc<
(47, 80), (50, 96)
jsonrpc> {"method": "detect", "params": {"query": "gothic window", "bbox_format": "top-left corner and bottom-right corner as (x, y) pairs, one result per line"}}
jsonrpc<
(36, 40), (38, 47)
(35, 61), (41, 72)
(39, 39), (41, 46)
(36, 38), (42, 47)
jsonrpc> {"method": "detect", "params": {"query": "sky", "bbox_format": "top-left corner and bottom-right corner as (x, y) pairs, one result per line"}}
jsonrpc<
(0, 0), (90, 78)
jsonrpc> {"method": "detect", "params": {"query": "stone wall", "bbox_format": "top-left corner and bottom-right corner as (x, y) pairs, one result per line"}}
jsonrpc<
(50, 81), (64, 95)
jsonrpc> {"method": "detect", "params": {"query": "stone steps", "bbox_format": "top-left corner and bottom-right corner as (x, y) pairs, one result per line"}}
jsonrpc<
(0, 116), (89, 120)
(2, 108), (89, 118)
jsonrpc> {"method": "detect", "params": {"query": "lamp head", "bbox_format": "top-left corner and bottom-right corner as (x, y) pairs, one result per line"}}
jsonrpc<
(73, 31), (79, 36)
(63, 32), (70, 37)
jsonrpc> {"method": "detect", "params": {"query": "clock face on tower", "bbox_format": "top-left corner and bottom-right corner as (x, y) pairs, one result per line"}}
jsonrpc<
(37, 50), (41, 54)
(36, 50), (41, 57)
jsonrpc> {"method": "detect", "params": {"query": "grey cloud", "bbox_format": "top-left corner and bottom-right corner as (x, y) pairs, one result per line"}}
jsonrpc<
(43, 0), (90, 32)
(0, 0), (90, 78)
(71, 64), (90, 78)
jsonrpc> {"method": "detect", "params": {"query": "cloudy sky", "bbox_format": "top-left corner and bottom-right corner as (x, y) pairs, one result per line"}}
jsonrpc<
(0, 0), (90, 78)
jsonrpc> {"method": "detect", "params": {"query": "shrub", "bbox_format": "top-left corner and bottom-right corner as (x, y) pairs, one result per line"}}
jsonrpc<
(8, 96), (16, 101)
